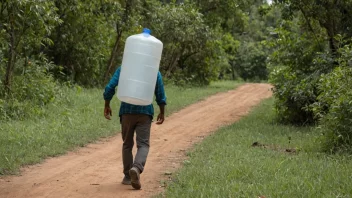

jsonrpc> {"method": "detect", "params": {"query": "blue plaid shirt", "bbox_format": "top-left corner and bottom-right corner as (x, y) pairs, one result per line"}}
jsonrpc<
(103, 67), (167, 117)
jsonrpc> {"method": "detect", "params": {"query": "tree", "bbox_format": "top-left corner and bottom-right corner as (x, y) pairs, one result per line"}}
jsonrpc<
(103, 0), (141, 84)
(0, 0), (60, 94)
(275, 0), (352, 55)
(46, 0), (114, 86)
(141, 1), (233, 84)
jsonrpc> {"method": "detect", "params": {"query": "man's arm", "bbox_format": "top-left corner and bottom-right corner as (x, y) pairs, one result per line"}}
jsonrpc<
(155, 72), (167, 124)
(103, 68), (121, 120)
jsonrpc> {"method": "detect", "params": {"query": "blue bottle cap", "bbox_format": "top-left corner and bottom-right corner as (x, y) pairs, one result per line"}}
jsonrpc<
(142, 28), (151, 35)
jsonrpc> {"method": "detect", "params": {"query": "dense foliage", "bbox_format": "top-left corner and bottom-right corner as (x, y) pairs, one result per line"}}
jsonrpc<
(0, 0), (276, 120)
(270, 0), (352, 151)
(2, 0), (351, 151)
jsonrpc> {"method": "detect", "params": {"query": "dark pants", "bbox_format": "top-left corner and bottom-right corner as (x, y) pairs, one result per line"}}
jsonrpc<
(121, 114), (151, 176)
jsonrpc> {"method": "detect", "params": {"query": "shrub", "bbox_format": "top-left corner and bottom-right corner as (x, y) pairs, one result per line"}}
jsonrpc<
(313, 44), (352, 151)
(0, 59), (63, 120)
(268, 22), (332, 124)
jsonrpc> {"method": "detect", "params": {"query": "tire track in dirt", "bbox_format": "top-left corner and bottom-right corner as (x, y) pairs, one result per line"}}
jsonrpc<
(0, 83), (272, 198)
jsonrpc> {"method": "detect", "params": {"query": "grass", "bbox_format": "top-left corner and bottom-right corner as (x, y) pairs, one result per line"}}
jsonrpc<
(162, 98), (352, 198)
(0, 81), (240, 175)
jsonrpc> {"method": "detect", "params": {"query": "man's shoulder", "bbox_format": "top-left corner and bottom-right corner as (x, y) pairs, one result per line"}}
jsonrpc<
(157, 71), (163, 77)
(114, 66), (121, 76)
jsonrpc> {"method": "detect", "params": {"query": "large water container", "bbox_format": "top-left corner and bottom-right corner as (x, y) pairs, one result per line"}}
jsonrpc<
(117, 28), (163, 106)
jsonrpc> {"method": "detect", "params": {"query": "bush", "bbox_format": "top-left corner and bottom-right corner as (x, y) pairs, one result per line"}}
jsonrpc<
(0, 59), (64, 120)
(268, 22), (332, 124)
(270, 67), (318, 124)
(316, 67), (352, 152)
(313, 45), (352, 151)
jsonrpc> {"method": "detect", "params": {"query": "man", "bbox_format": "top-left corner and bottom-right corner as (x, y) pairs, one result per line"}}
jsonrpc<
(103, 66), (166, 190)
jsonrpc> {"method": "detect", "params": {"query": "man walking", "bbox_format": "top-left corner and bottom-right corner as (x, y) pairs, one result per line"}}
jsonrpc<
(103, 66), (166, 190)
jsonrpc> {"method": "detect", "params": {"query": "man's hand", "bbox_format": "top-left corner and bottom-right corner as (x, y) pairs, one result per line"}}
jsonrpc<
(104, 100), (112, 120)
(157, 104), (165, 125)
(156, 113), (165, 125)
(104, 106), (112, 120)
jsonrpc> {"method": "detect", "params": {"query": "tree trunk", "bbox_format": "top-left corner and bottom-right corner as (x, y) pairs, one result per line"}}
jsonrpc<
(298, 5), (321, 49)
(231, 61), (235, 80)
(4, 13), (16, 94)
(165, 52), (181, 78)
(103, 0), (133, 84)
(103, 31), (122, 84)
(4, 48), (15, 94)
(328, 34), (337, 55)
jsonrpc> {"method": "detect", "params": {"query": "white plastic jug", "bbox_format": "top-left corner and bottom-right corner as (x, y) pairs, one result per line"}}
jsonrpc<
(117, 28), (163, 105)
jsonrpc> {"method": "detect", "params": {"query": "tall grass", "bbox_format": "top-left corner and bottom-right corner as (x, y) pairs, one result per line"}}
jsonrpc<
(163, 99), (352, 198)
(0, 81), (240, 175)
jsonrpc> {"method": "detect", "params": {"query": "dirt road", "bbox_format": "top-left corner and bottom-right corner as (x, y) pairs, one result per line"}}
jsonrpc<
(0, 83), (272, 198)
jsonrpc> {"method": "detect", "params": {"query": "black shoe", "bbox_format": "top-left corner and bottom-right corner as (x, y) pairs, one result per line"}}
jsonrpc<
(129, 167), (141, 190)
(121, 175), (131, 185)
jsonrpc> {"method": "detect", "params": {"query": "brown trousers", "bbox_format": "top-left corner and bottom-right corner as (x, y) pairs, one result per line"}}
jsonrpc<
(120, 114), (152, 176)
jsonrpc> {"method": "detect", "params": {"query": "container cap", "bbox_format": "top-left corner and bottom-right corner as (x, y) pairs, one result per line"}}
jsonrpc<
(142, 28), (151, 35)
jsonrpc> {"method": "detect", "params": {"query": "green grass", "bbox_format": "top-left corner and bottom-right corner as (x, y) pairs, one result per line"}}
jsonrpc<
(0, 81), (240, 175)
(162, 98), (352, 198)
